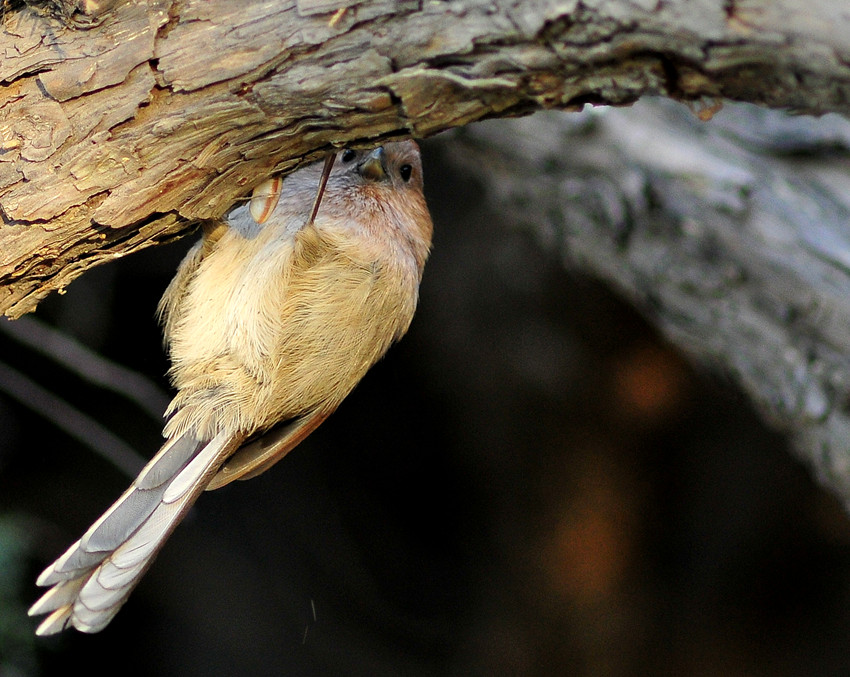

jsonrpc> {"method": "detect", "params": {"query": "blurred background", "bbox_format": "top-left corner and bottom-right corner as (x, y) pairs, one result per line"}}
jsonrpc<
(1, 134), (850, 676)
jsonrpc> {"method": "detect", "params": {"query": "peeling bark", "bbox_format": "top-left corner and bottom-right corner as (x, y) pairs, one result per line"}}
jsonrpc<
(0, 0), (849, 317)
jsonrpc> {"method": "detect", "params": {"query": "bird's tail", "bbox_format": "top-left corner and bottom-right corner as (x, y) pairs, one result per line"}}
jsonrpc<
(28, 429), (242, 635)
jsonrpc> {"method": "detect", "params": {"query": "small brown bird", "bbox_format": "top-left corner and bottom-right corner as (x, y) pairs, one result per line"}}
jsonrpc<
(28, 141), (433, 635)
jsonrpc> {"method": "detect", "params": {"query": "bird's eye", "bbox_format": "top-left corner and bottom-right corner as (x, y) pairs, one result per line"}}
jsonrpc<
(399, 164), (413, 182)
(341, 149), (357, 163)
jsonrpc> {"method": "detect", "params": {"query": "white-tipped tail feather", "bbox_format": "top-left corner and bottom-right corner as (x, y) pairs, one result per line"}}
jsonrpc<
(29, 430), (241, 635)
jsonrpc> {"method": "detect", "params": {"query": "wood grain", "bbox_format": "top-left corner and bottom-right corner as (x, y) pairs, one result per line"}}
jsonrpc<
(0, 0), (848, 317)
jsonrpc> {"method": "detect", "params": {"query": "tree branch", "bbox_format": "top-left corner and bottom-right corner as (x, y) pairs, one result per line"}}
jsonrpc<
(1, 0), (849, 317)
(439, 99), (850, 504)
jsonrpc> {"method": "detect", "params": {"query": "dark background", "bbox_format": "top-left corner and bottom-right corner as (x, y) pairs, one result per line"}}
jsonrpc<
(2, 139), (850, 676)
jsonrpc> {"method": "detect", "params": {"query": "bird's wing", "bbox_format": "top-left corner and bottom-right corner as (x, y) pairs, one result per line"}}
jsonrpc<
(29, 429), (244, 635)
(206, 409), (330, 491)
(157, 219), (229, 341)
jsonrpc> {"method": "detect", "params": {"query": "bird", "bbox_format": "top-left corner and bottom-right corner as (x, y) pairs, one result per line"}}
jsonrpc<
(28, 140), (433, 635)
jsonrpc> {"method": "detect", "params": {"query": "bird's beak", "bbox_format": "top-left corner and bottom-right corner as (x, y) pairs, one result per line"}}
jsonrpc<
(358, 147), (388, 182)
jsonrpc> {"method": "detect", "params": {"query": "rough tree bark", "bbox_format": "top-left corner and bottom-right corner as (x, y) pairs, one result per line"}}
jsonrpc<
(0, 0), (848, 316)
(2, 1), (850, 501)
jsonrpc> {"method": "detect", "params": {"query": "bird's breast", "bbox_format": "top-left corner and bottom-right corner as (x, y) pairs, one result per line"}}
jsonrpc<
(166, 222), (419, 436)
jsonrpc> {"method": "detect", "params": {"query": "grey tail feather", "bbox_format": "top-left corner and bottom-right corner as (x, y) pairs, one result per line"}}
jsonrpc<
(28, 429), (238, 635)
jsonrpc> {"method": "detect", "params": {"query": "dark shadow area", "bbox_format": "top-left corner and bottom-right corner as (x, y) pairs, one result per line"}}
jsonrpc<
(1, 138), (849, 676)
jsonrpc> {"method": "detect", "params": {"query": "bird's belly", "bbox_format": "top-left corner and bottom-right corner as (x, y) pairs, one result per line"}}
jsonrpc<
(167, 237), (413, 437)
(249, 261), (411, 424)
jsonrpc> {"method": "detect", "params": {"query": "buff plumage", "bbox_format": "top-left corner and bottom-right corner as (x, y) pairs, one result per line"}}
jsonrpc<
(29, 141), (432, 635)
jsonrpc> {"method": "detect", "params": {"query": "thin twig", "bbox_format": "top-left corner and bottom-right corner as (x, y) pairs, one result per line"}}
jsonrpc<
(0, 359), (146, 477)
(0, 316), (170, 422)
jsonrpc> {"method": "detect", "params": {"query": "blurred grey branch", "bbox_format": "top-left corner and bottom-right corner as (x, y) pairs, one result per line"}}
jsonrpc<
(0, 359), (145, 477)
(440, 100), (850, 505)
(0, 316), (169, 421)
(0, 315), (167, 476)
